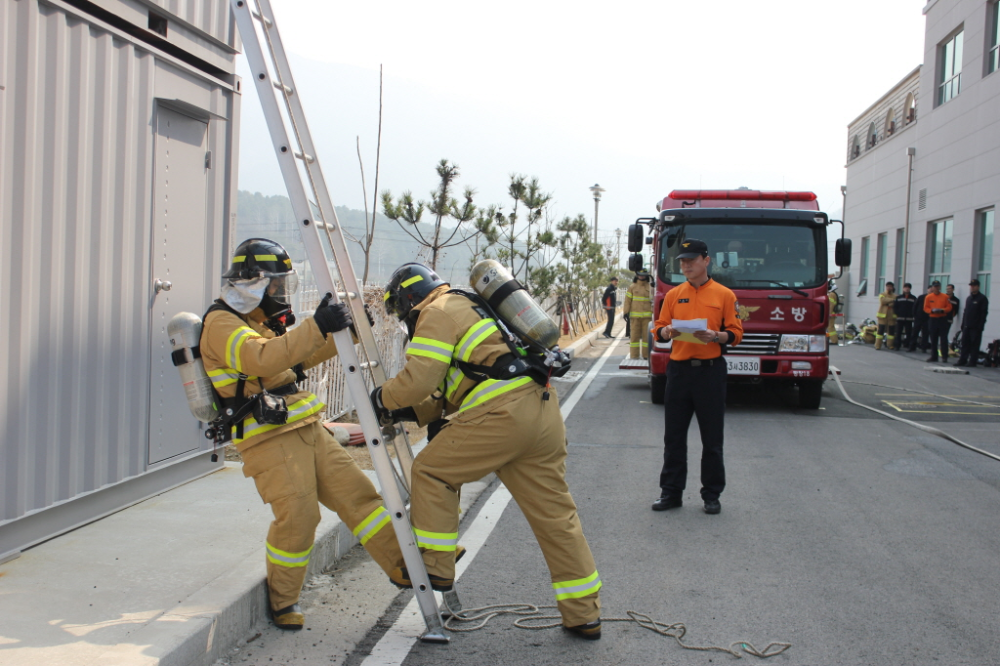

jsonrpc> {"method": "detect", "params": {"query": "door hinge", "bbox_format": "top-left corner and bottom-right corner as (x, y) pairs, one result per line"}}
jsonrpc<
(205, 150), (213, 169)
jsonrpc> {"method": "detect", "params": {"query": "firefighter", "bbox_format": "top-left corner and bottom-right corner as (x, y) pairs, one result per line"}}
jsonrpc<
(875, 281), (897, 350)
(924, 280), (953, 362)
(894, 283), (917, 351)
(200, 238), (403, 631)
(650, 239), (743, 515)
(827, 285), (840, 344)
(374, 263), (603, 640)
(623, 269), (653, 359)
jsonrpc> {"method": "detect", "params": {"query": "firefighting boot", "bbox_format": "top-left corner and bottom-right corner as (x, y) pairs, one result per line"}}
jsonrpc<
(563, 618), (602, 640)
(271, 603), (305, 630)
(388, 546), (466, 591)
(874, 337), (883, 350)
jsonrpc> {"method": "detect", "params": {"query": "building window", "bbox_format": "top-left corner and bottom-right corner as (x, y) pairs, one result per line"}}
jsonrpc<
(867, 122), (878, 149)
(976, 209), (994, 297)
(859, 236), (870, 295)
(885, 109), (896, 136)
(905, 93), (916, 124)
(895, 228), (905, 287)
(928, 218), (953, 286)
(938, 29), (964, 105)
(876, 232), (888, 293)
(989, 2), (1000, 75)
(850, 135), (861, 160)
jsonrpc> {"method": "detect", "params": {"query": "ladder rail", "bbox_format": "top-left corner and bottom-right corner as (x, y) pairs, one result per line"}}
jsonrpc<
(231, 0), (446, 642)
(250, 0), (417, 489)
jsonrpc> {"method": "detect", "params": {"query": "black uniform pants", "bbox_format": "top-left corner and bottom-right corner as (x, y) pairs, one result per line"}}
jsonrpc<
(660, 359), (727, 501)
(896, 320), (913, 350)
(910, 317), (929, 351)
(928, 318), (949, 359)
(958, 327), (984, 365)
(604, 308), (615, 336)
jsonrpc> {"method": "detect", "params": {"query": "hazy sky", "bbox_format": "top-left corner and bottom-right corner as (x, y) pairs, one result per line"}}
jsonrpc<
(237, 0), (927, 245)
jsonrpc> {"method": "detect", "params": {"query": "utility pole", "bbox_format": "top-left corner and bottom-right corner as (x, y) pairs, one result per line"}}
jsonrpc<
(902, 147), (916, 287)
(589, 183), (605, 242)
(615, 228), (622, 269)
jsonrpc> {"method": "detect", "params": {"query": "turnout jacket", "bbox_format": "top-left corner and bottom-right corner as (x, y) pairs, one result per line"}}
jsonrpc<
(962, 292), (989, 331)
(623, 280), (653, 318)
(877, 292), (896, 325)
(381, 285), (539, 424)
(201, 306), (341, 451)
(894, 293), (917, 320)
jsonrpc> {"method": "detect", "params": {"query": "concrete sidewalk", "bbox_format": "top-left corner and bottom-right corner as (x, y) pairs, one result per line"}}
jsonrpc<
(0, 324), (610, 666)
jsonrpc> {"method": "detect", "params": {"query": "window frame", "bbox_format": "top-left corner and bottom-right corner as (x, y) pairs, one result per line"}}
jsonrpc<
(988, 2), (999, 75)
(975, 208), (994, 297)
(928, 218), (954, 287)
(876, 232), (888, 293)
(938, 28), (964, 106)
(859, 236), (870, 295)
(895, 228), (905, 288)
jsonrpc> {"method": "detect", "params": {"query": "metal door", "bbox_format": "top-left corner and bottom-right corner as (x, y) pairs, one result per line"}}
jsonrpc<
(148, 106), (210, 465)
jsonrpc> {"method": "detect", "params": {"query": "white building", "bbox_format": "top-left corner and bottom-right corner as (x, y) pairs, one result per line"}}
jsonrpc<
(844, 0), (997, 346)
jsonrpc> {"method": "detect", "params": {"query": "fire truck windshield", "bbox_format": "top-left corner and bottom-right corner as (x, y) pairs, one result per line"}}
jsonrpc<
(658, 222), (826, 289)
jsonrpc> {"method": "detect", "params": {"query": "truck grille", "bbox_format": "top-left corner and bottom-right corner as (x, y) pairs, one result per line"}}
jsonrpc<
(729, 333), (780, 355)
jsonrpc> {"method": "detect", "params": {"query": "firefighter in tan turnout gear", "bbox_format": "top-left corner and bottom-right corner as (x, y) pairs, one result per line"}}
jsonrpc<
(623, 269), (653, 359)
(200, 238), (403, 631)
(372, 263), (604, 640)
(875, 281), (897, 350)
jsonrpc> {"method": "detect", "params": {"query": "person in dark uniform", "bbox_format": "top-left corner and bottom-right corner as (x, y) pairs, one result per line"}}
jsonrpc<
(956, 279), (990, 367)
(649, 239), (743, 515)
(909, 285), (931, 352)
(894, 283), (917, 351)
(602, 277), (619, 338)
(945, 284), (961, 351)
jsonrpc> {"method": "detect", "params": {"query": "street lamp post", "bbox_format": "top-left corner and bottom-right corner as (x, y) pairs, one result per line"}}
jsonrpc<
(589, 183), (605, 243)
(615, 228), (622, 269)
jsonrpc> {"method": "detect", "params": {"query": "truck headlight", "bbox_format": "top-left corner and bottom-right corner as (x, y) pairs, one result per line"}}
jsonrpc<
(779, 335), (827, 352)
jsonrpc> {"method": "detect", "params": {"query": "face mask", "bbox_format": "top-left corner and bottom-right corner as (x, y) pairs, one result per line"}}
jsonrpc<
(220, 277), (271, 314)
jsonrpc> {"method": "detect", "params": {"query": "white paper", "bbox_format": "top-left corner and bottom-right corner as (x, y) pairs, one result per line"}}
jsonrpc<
(671, 318), (708, 334)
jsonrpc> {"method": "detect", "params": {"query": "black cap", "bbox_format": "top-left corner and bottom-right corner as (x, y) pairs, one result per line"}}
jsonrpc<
(677, 238), (709, 259)
(903, 282), (912, 288)
(931, 280), (941, 287)
(969, 279), (981, 286)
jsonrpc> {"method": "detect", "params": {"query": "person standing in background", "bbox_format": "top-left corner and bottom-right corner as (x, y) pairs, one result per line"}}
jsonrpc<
(924, 281), (953, 363)
(875, 282), (896, 350)
(909, 285), (931, 353)
(602, 277), (619, 339)
(945, 284), (961, 353)
(623, 269), (653, 359)
(956, 280), (989, 367)
(894, 283), (917, 352)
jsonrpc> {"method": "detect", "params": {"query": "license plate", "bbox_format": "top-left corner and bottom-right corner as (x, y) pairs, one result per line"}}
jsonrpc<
(725, 356), (760, 375)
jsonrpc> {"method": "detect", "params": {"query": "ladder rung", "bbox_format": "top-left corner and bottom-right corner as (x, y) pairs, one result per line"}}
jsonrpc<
(294, 151), (315, 163)
(272, 81), (293, 96)
(250, 10), (272, 26)
(336, 291), (359, 300)
(313, 220), (336, 231)
(360, 360), (381, 369)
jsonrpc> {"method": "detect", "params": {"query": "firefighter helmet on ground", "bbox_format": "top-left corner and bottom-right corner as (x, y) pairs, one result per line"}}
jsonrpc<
(383, 263), (447, 321)
(220, 238), (299, 315)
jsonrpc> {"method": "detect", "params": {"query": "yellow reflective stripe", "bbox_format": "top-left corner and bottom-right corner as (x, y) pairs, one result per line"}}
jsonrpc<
(207, 368), (258, 388)
(401, 275), (424, 288)
(231, 394), (324, 444)
(226, 326), (258, 373)
(630, 312), (652, 317)
(266, 541), (313, 568)
(383, 291), (391, 301)
(407, 337), (455, 363)
(877, 313), (887, 318)
(255, 254), (278, 261)
(414, 528), (458, 552)
(458, 376), (533, 413)
(353, 507), (392, 545)
(444, 366), (465, 401)
(232, 256), (247, 263)
(553, 570), (602, 600)
(625, 293), (633, 300)
(631, 296), (650, 301)
(456, 319), (498, 362)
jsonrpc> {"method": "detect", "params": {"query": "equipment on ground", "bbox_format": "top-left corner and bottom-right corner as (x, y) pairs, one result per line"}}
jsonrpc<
(470, 260), (560, 352)
(229, 0), (452, 642)
(167, 312), (220, 423)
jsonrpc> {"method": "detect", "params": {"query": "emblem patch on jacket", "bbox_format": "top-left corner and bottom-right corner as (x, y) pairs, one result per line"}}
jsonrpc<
(678, 298), (690, 304)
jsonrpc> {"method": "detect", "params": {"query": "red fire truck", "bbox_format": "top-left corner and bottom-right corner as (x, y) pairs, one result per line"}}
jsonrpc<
(625, 189), (851, 409)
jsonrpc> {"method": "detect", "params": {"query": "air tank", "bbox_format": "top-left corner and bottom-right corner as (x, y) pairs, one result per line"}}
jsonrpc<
(470, 260), (560, 351)
(168, 312), (220, 423)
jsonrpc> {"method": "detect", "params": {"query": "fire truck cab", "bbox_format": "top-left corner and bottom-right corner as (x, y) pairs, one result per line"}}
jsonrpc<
(628, 189), (851, 409)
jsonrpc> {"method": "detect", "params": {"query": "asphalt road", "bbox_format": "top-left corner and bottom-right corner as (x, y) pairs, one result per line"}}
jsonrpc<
(225, 331), (1000, 666)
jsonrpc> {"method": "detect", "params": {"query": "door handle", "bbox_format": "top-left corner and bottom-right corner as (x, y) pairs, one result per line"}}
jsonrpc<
(154, 278), (173, 294)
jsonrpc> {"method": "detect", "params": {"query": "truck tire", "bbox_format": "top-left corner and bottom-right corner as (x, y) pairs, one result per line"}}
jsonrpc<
(798, 380), (823, 409)
(651, 374), (666, 405)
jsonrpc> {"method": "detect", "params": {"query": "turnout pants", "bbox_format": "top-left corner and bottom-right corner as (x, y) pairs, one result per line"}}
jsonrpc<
(241, 421), (403, 611)
(928, 318), (950, 360)
(629, 317), (651, 359)
(958, 327), (984, 365)
(660, 359), (727, 501)
(876, 323), (895, 349)
(410, 385), (601, 628)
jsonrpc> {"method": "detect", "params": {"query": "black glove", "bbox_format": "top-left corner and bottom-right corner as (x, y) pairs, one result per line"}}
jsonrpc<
(390, 406), (418, 423)
(370, 386), (393, 424)
(624, 313), (630, 321)
(364, 304), (375, 327)
(313, 299), (353, 336)
(427, 418), (447, 442)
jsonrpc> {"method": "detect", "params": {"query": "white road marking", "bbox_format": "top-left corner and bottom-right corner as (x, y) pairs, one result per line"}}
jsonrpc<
(360, 331), (624, 664)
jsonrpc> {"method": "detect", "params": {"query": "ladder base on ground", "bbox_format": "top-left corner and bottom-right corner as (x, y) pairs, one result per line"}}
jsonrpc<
(619, 358), (650, 370)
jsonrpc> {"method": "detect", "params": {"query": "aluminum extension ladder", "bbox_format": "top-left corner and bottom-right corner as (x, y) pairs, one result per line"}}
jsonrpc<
(231, 0), (457, 643)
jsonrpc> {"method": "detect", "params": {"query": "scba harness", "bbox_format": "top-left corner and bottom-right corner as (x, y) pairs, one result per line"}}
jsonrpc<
(444, 289), (572, 400)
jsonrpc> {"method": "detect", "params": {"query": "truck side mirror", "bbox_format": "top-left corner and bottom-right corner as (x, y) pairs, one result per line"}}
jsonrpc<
(627, 224), (644, 253)
(628, 253), (644, 272)
(835, 237), (852, 267)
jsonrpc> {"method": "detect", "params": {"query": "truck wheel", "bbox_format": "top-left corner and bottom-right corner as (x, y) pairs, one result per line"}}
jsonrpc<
(651, 375), (666, 405)
(798, 380), (824, 409)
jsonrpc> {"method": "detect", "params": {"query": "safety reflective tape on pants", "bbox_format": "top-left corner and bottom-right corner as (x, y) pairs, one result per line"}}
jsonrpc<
(413, 528), (458, 552)
(407, 337), (455, 363)
(458, 376), (534, 413)
(552, 570), (602, 600)
(267, 541), (313, 568)
(353, 507), (392, 545)
(630, 312), (652, 318)
(231, 394), (324, 444)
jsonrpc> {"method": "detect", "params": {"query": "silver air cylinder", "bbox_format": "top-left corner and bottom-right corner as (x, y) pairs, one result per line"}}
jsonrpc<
(168, 312), (220, 423)
(470, 260), (560, 351)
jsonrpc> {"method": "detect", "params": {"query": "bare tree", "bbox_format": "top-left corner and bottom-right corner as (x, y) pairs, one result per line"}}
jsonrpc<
(344, 65), (384, 284)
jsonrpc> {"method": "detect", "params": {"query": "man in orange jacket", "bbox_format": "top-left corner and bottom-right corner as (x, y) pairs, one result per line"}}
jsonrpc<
(649, 239), (743, 515)
(924, 280), (953, 363)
